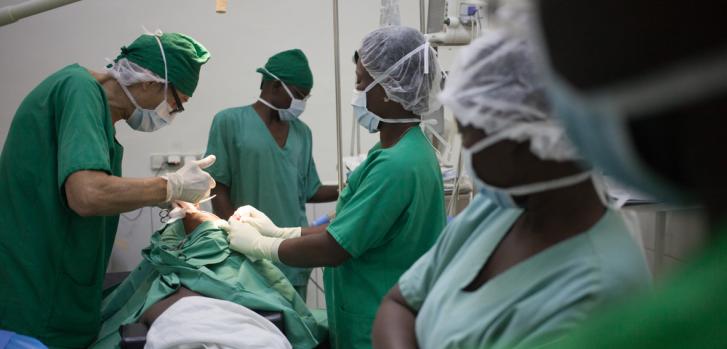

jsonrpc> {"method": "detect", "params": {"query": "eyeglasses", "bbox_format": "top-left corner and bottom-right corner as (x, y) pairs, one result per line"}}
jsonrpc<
(289, 86), (311, 101)
(170, 84), (185, 115)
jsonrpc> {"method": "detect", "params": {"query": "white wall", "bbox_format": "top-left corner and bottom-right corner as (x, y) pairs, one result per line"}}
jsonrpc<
(0, 0), (447, 271)
(0, 0), (428, 181)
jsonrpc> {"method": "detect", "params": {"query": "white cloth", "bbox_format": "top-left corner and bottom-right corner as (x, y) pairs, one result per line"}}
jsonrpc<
(145, 296), (291, 349)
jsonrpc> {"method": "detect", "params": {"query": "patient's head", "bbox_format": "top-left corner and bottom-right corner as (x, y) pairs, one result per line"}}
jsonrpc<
(177, 201), (222, 234)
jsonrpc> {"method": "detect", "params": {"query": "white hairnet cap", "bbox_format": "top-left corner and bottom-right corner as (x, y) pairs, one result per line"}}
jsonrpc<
(439, 14), (579, 161)
(106, 58), (166, 87)
(359, 26), (443, 115)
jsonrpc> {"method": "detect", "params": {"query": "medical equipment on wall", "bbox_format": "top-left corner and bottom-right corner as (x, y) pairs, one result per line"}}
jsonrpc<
(426, 0), (488, 47)
(424, 0), (496, 215)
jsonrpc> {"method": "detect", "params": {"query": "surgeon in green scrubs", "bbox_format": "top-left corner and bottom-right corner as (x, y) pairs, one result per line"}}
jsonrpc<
(0, 32), (211, 348)
(205, 49), (338, 297)
(517, 1), (727, 349)
(222, 26), (447, 349)
(372, 7), (650, 348)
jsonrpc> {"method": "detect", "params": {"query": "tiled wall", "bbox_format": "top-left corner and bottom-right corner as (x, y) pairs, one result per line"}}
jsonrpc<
(620, 206), (708, 277)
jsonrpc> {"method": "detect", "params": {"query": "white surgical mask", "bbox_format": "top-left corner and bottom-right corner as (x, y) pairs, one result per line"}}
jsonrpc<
(258, 68), (307, 121)
(463, 128), (592, 208)
(122, 34), (174, 132)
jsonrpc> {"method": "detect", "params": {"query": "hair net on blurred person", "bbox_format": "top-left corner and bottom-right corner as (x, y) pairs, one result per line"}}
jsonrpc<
(438, 4), (579, 161)
(358, 26), (444, 115)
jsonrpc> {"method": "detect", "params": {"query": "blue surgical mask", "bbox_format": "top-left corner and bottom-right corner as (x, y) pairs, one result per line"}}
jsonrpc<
(351, 87), (422, 133)
(462, 128), (592, 208)
(258, 68), (307, 121)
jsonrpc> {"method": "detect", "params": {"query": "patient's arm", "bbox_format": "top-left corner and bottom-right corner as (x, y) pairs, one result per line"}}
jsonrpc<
(139, 287), (203, 327)
(143, 205), (220, 324)
(137, 210), (227, 327)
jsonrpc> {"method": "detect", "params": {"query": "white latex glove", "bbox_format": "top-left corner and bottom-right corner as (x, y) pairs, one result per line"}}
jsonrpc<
(220, 216), (282, 262)
(233, 205), (301, 239)
(162, 155), (217, 204)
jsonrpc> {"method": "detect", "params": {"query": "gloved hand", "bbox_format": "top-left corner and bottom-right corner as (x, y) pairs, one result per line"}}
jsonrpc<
(162, 155), (217, 204)
(233, 205), (301, 239)
(220, 216), (283, 262)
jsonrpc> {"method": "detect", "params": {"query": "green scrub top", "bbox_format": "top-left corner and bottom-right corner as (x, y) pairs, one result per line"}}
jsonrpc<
(532, 224), (727, 349)
(398, 194), (652, 349)
(91, 221), (325, 349)
(0, 64), (123, 348)
(205, 105), (321, 287)
(324, 127), (446, 349)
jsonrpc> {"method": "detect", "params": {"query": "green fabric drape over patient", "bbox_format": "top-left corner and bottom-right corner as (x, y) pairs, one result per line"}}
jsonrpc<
(91, 221), (325, 349)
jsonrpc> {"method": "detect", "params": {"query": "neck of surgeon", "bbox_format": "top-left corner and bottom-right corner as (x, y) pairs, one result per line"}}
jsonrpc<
(254, 81), (286, 124)
(378, 101), (420, 148)
(88, 68), (136, 124)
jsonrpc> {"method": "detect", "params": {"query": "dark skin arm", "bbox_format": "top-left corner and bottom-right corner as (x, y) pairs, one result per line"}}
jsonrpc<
(211, 183), (235, 220)
(308, 184), (339, 203)
(139, 287), (202, 327)
(278, 230), (351, 267)
(373, 284), (419, 349)
(300, 224), (328, 236)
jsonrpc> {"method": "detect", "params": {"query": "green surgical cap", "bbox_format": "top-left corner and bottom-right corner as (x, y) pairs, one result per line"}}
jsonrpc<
(114, 32), (210, 96)
(256, 49), (314, 90)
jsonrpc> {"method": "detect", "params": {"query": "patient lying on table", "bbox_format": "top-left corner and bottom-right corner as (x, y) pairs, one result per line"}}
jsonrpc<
(90, 205), (326, 349)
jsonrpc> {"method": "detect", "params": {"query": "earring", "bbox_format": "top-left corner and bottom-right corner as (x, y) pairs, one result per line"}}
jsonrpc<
(383, 96), (390, 102)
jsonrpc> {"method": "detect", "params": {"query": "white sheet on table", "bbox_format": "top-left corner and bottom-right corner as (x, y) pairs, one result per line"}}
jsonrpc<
(145, 296), (291, 349)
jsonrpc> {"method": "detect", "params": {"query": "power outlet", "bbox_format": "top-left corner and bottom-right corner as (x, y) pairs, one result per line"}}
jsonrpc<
(150, 154), (165, 171)
(166, 155), (182, 166)
(150, 153), (204, 170)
